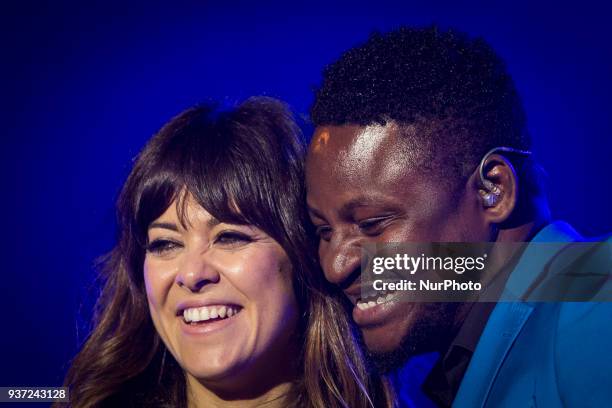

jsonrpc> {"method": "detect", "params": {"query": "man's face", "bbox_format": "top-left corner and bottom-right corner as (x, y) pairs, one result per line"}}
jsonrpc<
(305, 123), (488, 355)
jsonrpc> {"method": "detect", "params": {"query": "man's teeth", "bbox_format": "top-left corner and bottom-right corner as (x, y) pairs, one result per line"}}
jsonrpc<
(183, 305), (240, 323)
(356, 292), (398, 310)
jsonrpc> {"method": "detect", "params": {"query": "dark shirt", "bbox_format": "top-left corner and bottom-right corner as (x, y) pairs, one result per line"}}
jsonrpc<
(421, 248), (521, 407)
(421, 301), (496, 407)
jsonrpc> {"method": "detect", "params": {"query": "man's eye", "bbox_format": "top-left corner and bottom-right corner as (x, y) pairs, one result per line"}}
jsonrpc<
(315, 225), (332, 241)
(146, 239), (182, 255)
(358, 217), (390, 236)
(215, 231), (253, 246)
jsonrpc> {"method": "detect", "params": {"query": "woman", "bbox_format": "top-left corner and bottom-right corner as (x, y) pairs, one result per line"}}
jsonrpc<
(58, 97), (392, 407)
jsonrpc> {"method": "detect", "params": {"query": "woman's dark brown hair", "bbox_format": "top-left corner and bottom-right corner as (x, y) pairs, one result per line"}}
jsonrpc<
(57, 97), (392, 407)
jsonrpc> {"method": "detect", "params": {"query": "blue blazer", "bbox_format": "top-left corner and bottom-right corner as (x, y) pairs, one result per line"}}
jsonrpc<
(453, 222), (612, 407)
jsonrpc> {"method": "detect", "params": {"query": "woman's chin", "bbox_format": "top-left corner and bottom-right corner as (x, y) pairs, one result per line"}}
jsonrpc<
(178, 347), (248, 384)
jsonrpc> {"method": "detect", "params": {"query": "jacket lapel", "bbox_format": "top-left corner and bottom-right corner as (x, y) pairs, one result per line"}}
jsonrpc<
(453, 301), (533, 407)
(453, 222), (580, 407)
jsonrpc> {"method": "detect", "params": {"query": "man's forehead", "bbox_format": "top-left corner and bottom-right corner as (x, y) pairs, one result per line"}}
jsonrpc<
(308, 123), (422, 176)
(310, 123), (399, 157)
(307, 123), (430, 193)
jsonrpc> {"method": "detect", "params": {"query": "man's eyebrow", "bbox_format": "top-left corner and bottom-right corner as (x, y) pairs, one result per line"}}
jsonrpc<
(341, 197), (377, 213)
(307, 204), (325, 219)
(148, 221), (179, 231)
(308, 196), (392, 221)
(339, 196), (403, 219)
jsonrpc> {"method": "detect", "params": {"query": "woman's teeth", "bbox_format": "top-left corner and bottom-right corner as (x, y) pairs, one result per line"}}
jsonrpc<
(356, 292), (398, 310)
(183, 305), (241, 323)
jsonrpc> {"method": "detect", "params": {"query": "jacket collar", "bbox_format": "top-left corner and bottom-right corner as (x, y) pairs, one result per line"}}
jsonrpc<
(453, 221), (580, 408)
(503, 221), (581, 300)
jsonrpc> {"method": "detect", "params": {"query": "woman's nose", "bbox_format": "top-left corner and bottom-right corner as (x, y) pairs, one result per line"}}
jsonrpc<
(175, 249), (220, 292)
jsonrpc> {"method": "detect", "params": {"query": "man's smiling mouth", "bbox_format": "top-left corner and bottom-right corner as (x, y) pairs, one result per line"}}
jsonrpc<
(356, 290), (400, 310)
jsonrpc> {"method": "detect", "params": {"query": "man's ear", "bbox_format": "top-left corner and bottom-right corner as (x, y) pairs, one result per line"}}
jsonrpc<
(473, 154), (518, 225)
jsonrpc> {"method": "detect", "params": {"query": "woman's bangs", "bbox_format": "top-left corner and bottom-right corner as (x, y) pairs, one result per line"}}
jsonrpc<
(134, 167), (185, 247)
(183, 156), (254, 229)
(131, 101), (290, 247)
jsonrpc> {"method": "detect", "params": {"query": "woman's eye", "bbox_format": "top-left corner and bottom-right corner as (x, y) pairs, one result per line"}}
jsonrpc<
(215, 231), (253, 246)
(315, 225), (332, 242)
(146, 239), (182, 255)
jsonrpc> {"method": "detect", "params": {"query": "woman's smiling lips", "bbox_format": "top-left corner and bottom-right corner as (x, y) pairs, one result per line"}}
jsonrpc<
(183, 304), (241, 322)
(176, 299), (244, 336)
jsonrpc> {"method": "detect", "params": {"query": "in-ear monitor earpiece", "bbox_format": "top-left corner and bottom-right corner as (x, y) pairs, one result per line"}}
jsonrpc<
(478, 147), (532, 207)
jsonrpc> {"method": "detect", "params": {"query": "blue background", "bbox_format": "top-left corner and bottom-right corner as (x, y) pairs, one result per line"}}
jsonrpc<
(2, 1), (611, 389)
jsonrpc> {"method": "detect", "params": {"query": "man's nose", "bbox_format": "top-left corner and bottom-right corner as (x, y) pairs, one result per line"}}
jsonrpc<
(321, 235), (362, 288)
(176, 249), (220, 292)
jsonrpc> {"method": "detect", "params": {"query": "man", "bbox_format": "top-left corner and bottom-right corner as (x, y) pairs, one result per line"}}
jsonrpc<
(305, 26), (611, 407)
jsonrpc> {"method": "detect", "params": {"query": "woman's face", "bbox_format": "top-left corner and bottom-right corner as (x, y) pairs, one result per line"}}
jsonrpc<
(144, 196), (299, 388)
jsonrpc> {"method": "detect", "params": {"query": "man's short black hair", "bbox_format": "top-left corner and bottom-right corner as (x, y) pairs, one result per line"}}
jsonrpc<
(311, 26), (533, 185)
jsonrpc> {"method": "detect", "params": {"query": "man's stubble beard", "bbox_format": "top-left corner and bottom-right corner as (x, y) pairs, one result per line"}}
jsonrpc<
(368, 302), (464, 373)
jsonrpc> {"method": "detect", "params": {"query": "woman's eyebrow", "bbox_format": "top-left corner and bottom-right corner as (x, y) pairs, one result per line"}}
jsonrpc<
(206, 218), (221, 229)
(148, 221), (179, 231)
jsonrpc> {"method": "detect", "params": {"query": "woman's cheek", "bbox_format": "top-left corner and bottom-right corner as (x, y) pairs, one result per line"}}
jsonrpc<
(143, 258), (178, 309)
